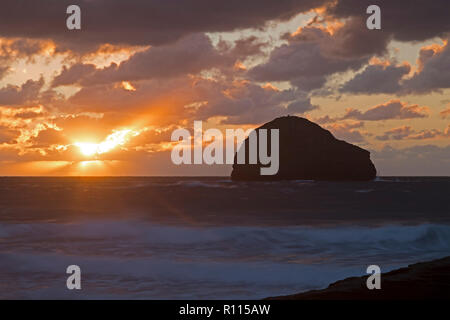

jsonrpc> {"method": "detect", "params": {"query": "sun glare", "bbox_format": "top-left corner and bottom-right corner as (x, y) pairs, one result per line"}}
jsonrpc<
(120, 81), (136, 91)
(75, 129), (140, 157)
(76, 143), (99, 156)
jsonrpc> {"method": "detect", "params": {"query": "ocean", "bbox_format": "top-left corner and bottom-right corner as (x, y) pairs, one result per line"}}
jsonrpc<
(0, 177), (449, 299)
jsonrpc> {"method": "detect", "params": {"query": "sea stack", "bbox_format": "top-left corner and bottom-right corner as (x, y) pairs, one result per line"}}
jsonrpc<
(231, 116), (377, 181)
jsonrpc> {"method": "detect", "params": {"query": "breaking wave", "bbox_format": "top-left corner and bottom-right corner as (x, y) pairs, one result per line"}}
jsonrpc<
(1, 221), (449, 299)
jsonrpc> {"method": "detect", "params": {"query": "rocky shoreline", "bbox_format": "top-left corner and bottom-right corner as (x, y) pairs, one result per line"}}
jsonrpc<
(267, 256), (450, 300)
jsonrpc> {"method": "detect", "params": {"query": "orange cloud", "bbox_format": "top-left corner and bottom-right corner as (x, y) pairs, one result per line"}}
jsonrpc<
(440, 107), (450, 119)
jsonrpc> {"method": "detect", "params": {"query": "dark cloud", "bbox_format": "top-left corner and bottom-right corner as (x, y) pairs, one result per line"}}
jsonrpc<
(402, 40), (450, 93)
(327, 0), (450, 42)
(0, 77), (45, 105)
(322, 1), (450, 96)
(338, 39), (450, 95)
(222, 36), (268, 59)
(376, 125), (449, 141)
(323, 121), (367, 143)
(250, 0), (450, 95)
(317, 17), (390, 58)
(249, 17), (389, 92)
(52, 64), (97, 87)
(286, 98), (318, 114)
(314, 100), (429, 124)
(0, 0), (327, 50)
(375, 126), (415, 141)
(191, 79), (311, 125)
(340, 63), (411, 94)
(342, 100), (428, 121)
(53, 34), (232, 87)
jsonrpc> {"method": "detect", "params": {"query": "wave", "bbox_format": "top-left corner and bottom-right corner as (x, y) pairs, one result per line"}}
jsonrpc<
(1, 221), (449, 261)
(1, 221), (449, 299)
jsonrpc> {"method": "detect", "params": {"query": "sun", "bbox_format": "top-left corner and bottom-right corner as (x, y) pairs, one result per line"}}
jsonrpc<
(74, 129), (140, 157)
(75, 143), (99, 156)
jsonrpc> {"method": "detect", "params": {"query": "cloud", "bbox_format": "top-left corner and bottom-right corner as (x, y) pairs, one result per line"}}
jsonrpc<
(338, 39), (450, 95)
(249, 0), (450, 95)
(0, 0), (449, 176)
(323, 120), (367, 143)
(342, 100), (428, 121)
(52, 34), (232, 87)
(376, 125), (450, 141)
(51, 64), (97, 87)
(402, 40), (450, 93)
(375, 126), (415, 141)
(0, 66), (9, 80)
(0, 38), (55, 81)
(0, 38), (53, 59)
(286, 98), (318, 114)
(0, 0), (327, 50)
(440, 107), (450, 119)
(64, 69), (312, 126)
(408, 129), (446, 140)
(316, 17), (390, 58)
(372, 144), (450, 176)
(0, 125), (19, 144)
(314, 100), (430, 124)
(0, 77), (45, 105)
(340, 62), (411, 94)
(249, 22), (377, 91)
(192, 79), (313, 125)
(327, 0), (450, 42)
(322, 0), (450, 96)
(26, 127), (68, 148)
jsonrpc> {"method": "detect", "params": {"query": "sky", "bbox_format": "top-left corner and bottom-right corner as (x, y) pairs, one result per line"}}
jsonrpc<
(0, 0), (449, 176)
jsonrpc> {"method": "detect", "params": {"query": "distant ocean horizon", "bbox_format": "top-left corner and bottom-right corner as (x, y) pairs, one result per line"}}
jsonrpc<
(1, 176), (449, 299)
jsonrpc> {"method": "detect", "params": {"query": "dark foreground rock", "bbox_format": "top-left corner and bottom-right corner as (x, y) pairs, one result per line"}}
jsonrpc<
(267, 256), (450, 300)
(231, 116), (376, 181)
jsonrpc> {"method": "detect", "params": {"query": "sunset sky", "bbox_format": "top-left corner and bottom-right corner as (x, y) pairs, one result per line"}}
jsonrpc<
(0, 0), (449, 176)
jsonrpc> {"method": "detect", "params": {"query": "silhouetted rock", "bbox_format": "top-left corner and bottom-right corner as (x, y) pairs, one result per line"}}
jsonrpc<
(231, 116), (376, 181)
(267, 256), (450, 300)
